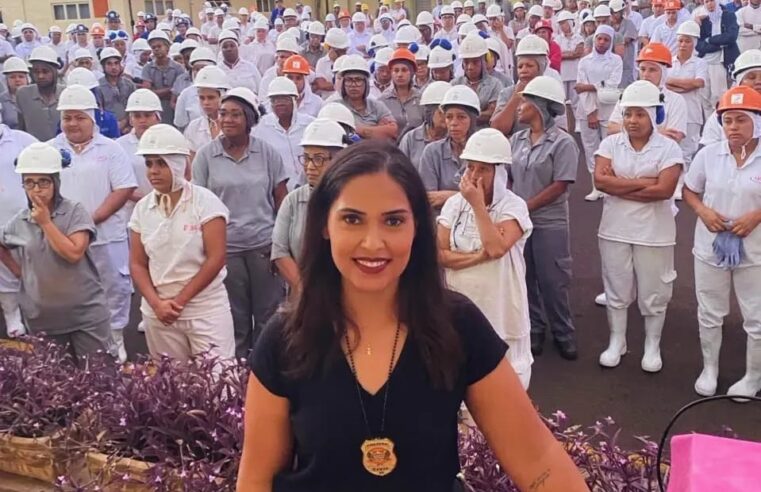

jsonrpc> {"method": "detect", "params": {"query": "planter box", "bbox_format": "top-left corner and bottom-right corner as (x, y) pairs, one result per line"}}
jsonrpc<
(0, 432), (65, 483)
(86, 452), (154, 492)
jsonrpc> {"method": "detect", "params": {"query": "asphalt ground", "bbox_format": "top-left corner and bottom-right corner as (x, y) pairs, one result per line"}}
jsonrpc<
(2, 137), (760, 454)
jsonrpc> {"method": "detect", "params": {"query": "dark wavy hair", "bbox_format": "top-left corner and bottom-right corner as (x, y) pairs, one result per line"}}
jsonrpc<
(282, 140), (464, 390)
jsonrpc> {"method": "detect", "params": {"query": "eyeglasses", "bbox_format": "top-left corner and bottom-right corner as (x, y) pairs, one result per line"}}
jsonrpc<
(343, 76), (366, 86)
(298, 154), (331, 167)
(219, 109), (245, 119)
(22, 178), (53, 190)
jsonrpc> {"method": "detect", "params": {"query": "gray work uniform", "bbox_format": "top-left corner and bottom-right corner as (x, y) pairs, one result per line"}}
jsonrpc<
(193, 136), (288, 357)
(419, 137), (463, 192)
(301, 45), (326, 71)
(98, 76), (137, 122)
(451, 73), (501, 128)
(495, 85), (530, 136)
(378, 86), (424, 138)
(0, 90), (19, 129)
(490, 70), (514, 89)
(142, 60), (185, 125)
(172, 71), (193, 96)
(15, 84), (64, 141)
(399, 124), (434, 167)
(271, 184), (310, 264)
(338, 97), (394, 127)
(510, 126), (579, 342)
(0, 199), (112, 357)
(614, 19), (638, 88)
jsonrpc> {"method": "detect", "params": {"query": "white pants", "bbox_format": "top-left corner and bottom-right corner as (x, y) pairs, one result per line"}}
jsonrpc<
(695, 259), (761, 340)
(144, 309), (236, 362)
(90, 241), (132, 331)
(680, 122), (701, 171)
(0, 292), (25, 337)
(702, 63), (727, 123)
(579, 119), (609, 174)
(563, 81), (579, 113)
(599, 239), (676, 315)
(505, 334), (533, 390)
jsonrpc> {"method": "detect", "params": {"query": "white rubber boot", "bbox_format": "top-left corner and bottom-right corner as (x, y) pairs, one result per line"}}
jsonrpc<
(727, 337), (761, 402)
(0, 292), (26, 338)
(599, 308), (628, 368)
(585, 183), (604, 202)
(595, 293), (608, 306)
(694, 326), (722, 397)
(642, 313), (666, 373)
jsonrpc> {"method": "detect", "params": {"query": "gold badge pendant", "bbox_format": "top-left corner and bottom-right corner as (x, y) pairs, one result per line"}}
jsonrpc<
(361, 437), (398, 476)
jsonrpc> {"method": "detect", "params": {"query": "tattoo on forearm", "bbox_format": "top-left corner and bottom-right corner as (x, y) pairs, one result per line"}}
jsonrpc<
(528, 469), (551, 491)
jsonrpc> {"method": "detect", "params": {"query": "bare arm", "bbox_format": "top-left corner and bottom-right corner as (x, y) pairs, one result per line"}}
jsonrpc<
(311, 78), (335, 92)
(237, 375), (293, 491)
(594, 156), (658, 195)
(491, 87), (524, 135)
(173, 217), (227, 307)
(471, 203), (524, 259)
(427, 190), (458, 208)
(436, 224), (490, 270)
(619, 165), (681, 202)
(40, 226), (90, 264)
(477, 101), (497, 126)
(525, 181), (569, 212)
(467, 359), (589, 492)
(574, 83), (596, 93)
(357, 116), (398, 140)
(273, 181), (288, 211)
(0, 246), (21, 278)
(274, 257), (300, 290)
(129, 230), (163, 310)
(666, 77), (705, 92)
(93, 188), (135, 225)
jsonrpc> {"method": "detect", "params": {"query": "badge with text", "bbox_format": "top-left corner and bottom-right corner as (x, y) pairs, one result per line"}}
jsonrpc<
(361, 437), (397, 476)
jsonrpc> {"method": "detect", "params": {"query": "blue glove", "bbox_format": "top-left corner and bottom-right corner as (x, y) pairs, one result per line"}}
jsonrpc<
(713, 231), (745, 268)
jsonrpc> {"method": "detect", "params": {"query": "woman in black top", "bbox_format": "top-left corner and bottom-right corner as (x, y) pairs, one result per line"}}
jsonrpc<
(239, 141), (587, 492)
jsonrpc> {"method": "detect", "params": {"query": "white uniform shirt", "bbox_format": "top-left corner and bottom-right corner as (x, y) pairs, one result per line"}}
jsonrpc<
(608, 87), (687, 135)
(66, 42), (98, 65)
(314, 55), (335, 99)
(595, 131), (683, 246)
(251, 111), (315, 191)
(628, 10), (644, 32)
(129, 184), (231, 319)
(699, 110), (723, 146)
(115, 131), (152, 222)
(184, 116), (217, 153)
(575, 51), (624, 121)
(219, 58), (262, 93)
(51, 133), (137, 245)
(248, 38), (277, 77)
(668, 54), (708, 125)
(686, 142), (761, 268)
(736, 5), (761, 52)
(651, 20), (680, 54)
(555, 32), (585, 82)
(639, 13), (663, 39)
(349, 30), (372, 56)
(174, 85), (203, 130)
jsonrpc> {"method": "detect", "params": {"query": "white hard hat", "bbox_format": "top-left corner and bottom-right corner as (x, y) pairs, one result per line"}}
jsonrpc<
(395, 25), (419, 45)
(352, 12), (367, 23)
(285, 26), (302, 39)
(428, 46), (455, 69)
(65, 23), (77, 34)
(325, 13), (337, 22)
(733, 49), (761, 78)
(223, 18), (241, 30)
(460, 128), (512, 164)
(472, 14), (488, 25)
(169, 43), (183, 58)
(222, 87), (261, 114)
(254, 18), (270, 30)
(214, 8), (225, 16)
(676, 20), (700, 38)
(456, 13), (472, 25)
(620, 80), (662, 107)
(219, 29), (239, 44)
(416, 11), (435, 26)
(325, 27), (350, 49)
(73, 48), (93, 61)
(132, 38), (150, 52)
(420, 81), (451, 106)
(458, 22), (478, 38)
(486, 4), (503, 17)
(15, 143), (63, 175)
(20, 23), (37, 33)
(516, 34), (549, 56)
(66, 67), (98, 89)
(148, 29), (171, 43)
(283, 7), (298, 17)
(57, 84), (97, 111)
(513, 2), (526, 10)
(452, 1), (464, 8)
(520, 75), (566, 106)
(332, 55), (348, 73)
(300, 118), (347, 147)
(137, 124), (190, 155)
(28, 46), (60, 66)
(594, 5), (612, 17)
(528, 5), (544, 17)
(126, 88), (162, 112)
(276, 35), (301, 54)
(49, 25), (62, 33)
(441, 85), (480, 114)
(541, 0), (553, 7)
(2, 57), (29, 74)
(398, 19), (412, 28)
(157, 22), (173, 32)
(441, 5), (455, 16)
(239, 7), (250, 15)
(268, 76), (299, 97)
(274, 17), (285, 26)
(415, 44), (431, 61)
(190, 46), (216, 65)
(99, 46), (122, 62)
(374, 47), (394, 66)
(308, 21), (326, 35)
(369, 34), (389, 51)
(609, 0), (626, 12)
(180, 38), (199, 52)
(318, 103), (356, 130)
(459, 32), (488, 58)
(339, 54), (371, 75)
(464, 0), (475, 7)
(194, 65), (231, 90)
(557, 11), (576, 23)
(485, 37), (503, 57)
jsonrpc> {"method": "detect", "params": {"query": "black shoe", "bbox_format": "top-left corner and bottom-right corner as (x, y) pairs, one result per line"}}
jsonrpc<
(531, 334), (545, 356)
(554, 338), (578, 360)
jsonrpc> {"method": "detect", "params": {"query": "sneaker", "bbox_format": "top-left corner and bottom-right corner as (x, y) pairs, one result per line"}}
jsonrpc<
(585, 189), (604, 202)
(137, 320), (146, 333)
(595, 293), (607, 306)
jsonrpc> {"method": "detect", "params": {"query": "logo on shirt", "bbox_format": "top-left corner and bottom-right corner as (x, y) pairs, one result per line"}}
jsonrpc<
(751, 175), (761, 185)
(183, 224), (202, 233)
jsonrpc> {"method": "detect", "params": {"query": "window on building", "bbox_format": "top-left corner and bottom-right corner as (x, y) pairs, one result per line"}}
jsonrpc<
(255, 0), (273, 13)
(53, 2), (91, 20)
(144, 0), (175, 16)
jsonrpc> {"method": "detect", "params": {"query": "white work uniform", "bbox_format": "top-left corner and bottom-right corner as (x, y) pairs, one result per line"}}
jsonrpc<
(668, 53), (708, 169)
(595, 131), (682, 315)
(252, 111), (315, 192)
(349, 30), (372, 56)
(0, 126), (37, 336)
(129, 183), (235, 360)
(639, 13), (663, 41)
(685, 142), (761, 338)
(555, 31), (585, 110)
(248, 38), (277, 77)
(438, 190), (534, 388)
(576, 49), (623, 173)
(174, 85), (203, 131)
(184, 116), (219, 153)
(115, 130), (152, 222)
(52, 132), (137, 361)
(219, 58), (262, 93)
(699, 110), (723, 147)
(314, 55), (335, 99)
(294, 86), (324, 118)
(736, 5), (761, 52)
(651, 20), (680, 54)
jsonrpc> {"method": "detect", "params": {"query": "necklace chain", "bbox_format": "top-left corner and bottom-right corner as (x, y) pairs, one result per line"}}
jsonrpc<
(344, 322), (401, 437)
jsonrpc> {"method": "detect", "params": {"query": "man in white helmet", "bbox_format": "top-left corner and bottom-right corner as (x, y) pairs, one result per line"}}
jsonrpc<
(435, 6), (460, 43)
(15, 24), (42, 60)
(349, 13), (372, 57)
(301, 21), (327, 69)
(249, 18), (278, 76)
(218, 30), (262, 94)
(16, 47), (64, 141)
(143, 31), (185, 124)
(737, 0), (761, 52)
(313, 28), (350, 98)
(99, 48), (137, 134)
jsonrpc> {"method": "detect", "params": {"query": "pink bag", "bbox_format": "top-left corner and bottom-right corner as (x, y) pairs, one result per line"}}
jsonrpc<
(667, 433), (761, 492)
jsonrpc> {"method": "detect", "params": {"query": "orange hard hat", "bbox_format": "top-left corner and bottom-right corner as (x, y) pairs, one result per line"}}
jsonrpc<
(652, 0), (666, 6)
(664, 0), (681, 10)
(388, 48), (417, 68)
(637, 43), (672, 68)
(91, 25), (105, 36)
(717, 86), (761, 114)
(339, 9), (351, 18)
(283, 54), (311, 75)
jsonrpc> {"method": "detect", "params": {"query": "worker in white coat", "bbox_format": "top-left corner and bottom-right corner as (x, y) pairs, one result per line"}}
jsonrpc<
(683, 86), (761, 399)
(51, 85), (137, 362)
(183, 66), (230, 157)
(735, 0), (761, 52)
(594, 81), (683, 373)
(129, 124), (234, 362)
(437, 128), (534, 389)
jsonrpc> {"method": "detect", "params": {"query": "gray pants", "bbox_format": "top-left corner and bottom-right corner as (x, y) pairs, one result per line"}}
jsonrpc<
(224, 246), (285, 359)
(47, 322), (113, 363)
(523, 226), (576, 342)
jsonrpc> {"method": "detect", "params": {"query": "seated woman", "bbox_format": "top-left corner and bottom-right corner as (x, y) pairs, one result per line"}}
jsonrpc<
(0, 143), (112, 360)
(437, 128), (534, 389)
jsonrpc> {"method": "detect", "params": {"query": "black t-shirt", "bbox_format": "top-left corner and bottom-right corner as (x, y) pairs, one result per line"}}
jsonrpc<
(248, 291), (508, 492)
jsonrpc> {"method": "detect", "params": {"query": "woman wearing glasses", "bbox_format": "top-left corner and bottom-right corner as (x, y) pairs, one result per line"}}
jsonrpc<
(336, 54), (398, 140)
(0, 143), (112, 360)
(271, 119), (349, 293)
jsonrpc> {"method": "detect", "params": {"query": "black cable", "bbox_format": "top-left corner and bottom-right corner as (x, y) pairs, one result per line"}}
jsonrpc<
(656, 394), (761, 492)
